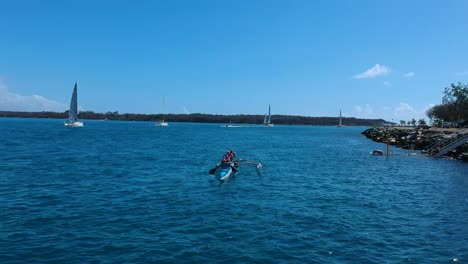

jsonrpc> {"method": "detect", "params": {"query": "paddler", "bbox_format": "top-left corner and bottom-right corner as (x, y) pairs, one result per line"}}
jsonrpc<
(209, 150), (237, 174)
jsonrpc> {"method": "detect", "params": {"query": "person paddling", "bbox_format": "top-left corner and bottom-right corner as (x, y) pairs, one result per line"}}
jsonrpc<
(209, 150), (237, 174)
(228, 149), (236, 160)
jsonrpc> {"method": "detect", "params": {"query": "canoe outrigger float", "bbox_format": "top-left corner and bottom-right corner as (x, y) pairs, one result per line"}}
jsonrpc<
(209, 150), (262, 183)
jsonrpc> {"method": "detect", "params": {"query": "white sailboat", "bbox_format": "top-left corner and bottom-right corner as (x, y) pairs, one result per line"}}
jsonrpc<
(64, 82), (83, 127)
(337, 109), (343, 127)
(156, 96), (168, 126)
(263, 104), (273, 127)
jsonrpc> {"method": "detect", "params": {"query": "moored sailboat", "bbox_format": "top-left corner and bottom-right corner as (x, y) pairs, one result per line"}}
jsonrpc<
(64, 82), (83, 127)
(337, 109), (344, 127)
(263, 104), (273, 127)
(156, 96), (168, 126)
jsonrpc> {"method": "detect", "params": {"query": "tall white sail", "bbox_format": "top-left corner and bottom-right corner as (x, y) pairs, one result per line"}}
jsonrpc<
(267, 105), (271, 124)
(64, 82), (83, 127)
(162, 96), (166, 123)
(337, 109), (343, 127)
(68, 83), (78, 122)
(339, 109), (342, 126)
(263, 104), (273, 126)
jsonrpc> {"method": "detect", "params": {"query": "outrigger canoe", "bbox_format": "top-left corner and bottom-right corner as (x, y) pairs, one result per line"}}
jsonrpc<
(209, 155), (261, 183)
(213, 162), (237, 183)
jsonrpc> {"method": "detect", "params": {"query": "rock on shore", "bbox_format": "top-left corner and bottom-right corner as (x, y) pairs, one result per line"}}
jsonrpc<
(361, 126), (468, 161)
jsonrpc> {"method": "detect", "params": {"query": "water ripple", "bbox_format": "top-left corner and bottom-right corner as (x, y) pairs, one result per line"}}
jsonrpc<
(0, 119), (467, 263)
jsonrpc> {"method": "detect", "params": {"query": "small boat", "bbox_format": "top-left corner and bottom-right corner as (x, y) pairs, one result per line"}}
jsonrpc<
(209, 161), (238, 183)
(224, 120), (234, 128)
(219, 162), (237, 182)
(222, 120), (243, 128)
(156, 120), (168, 126)
(156, 96), (169, 126)
(64, 82), (84, 127)
(371, 150), (384, 155)
(209, 152), (263, 183)
(209, 150), (240, 182)
(263, 104), (273, 127)
(221, 124), (244, 128)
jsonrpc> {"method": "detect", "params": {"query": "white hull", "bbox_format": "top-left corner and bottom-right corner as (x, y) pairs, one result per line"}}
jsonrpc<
(265, 123), (274, 127)
(156, 121), (169, 126)
(222, 124), (243, 128)
(156, 96), (168, 126)
(220, 167), (234, 182)
(65, 121), (84, 127)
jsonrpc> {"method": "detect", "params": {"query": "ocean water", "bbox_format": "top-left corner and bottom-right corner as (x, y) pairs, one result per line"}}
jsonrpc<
(1, 118), (467, 263)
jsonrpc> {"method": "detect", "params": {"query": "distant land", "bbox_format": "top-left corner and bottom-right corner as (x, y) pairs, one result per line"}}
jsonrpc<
(0, 111), (389, 126)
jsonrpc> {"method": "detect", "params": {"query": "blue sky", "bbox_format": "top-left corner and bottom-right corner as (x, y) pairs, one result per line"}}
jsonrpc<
(1, 0), (468, 122)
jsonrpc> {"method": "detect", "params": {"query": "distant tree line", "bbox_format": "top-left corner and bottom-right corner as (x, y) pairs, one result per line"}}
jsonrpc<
(399, 118), (427, 127)
(0, 110), (388, 126)
(426, 82), (468, 126)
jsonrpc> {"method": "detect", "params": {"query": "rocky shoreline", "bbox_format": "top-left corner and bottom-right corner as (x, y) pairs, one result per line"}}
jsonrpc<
(361, 126), (468, 161)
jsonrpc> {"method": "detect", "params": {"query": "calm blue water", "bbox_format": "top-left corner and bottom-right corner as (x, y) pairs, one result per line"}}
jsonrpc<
(1, 118), (467, 263)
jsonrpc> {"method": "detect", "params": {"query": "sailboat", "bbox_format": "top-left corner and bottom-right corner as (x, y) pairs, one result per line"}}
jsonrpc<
(337, 109), (343, 127)
(156, 96), (169, 126)
(263, 104), (273, 127)
(64, 82), (83, 127)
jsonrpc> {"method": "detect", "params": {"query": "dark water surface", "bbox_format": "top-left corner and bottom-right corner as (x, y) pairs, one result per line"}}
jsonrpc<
(1, 118), (467, 263)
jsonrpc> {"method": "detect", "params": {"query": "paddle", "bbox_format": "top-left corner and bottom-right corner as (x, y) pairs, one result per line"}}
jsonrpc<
(209, 160), (239, 175)
(209, 163), (220, 175)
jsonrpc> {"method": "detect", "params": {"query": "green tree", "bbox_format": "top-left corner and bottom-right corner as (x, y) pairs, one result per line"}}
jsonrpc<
(418, 118), (426, 126)
(427, 82), (468, 122)
(410, 118), (417, 126)
(400, 120), (406, 126)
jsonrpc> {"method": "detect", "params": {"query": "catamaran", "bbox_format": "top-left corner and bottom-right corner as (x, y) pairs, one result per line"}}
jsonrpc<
(64, 82), (83, 127)
(263, 104), (273, 127)
(156, 96), (168, 126)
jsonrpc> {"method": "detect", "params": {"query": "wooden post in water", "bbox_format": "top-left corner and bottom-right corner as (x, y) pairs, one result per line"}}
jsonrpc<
(386, 131), (390, 157)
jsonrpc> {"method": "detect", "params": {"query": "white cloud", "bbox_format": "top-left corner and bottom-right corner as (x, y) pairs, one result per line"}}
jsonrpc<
(354, 64), (390, 79)
(352, 104), (375, 118)
(403, 72), (415, 78)
(392, 102), (434, 122)
(350, 102), (434, 122)
(393, 102), (418, 120)
(0, 79), (68, 112)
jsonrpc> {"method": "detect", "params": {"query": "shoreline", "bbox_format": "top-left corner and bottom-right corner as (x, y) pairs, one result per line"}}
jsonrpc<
(362, 126), (468, 161)
(0, 110), (388, 126)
